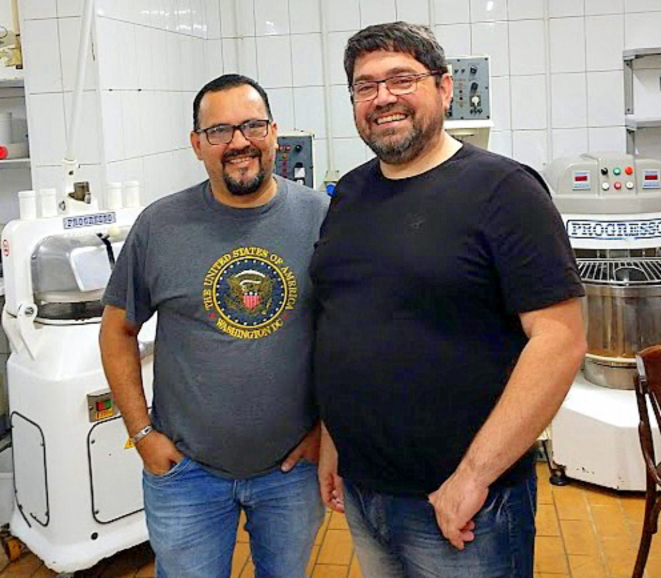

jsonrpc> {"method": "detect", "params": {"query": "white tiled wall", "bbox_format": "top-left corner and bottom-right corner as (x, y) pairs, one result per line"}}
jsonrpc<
(13, 0), (661, 217)
(206, 0), (661, 175)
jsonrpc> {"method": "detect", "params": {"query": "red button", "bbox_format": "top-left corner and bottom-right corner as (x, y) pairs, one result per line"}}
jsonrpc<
(96, 401), (105, 411)
(625, 166), (634, 175)
(614, 181), (622, 190)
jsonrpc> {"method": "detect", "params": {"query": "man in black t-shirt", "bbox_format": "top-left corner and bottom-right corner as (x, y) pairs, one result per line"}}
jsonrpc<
(311, 22), (587, 577)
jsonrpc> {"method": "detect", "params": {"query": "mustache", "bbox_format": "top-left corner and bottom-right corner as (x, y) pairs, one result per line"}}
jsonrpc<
(222, 146), (262, 163)
(368, 104), (414, 123)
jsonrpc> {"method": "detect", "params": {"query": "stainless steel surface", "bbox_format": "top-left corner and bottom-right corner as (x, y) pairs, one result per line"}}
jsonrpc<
(577, 256), (661, 389)
(31, 229), (127, 306)
(583, 357), (637, 390)
(578, 258), (661, 285)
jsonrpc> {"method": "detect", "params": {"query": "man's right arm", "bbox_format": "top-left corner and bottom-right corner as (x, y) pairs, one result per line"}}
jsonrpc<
(99, 304), (183, 474)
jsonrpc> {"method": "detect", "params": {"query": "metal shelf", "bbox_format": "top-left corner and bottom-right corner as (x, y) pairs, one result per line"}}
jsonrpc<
(0, 77), (24, 88)
(623, 47), (661, 61)
(625, 116), (661, 130)
(0, 158), (30, 169)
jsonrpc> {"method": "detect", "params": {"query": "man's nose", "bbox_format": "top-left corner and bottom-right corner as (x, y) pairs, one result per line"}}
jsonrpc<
(373, 82), (398, 106)
(227, 127), (251, 147)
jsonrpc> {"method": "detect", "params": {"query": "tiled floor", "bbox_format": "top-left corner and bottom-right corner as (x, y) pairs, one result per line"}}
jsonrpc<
(1, 461), (660, 577)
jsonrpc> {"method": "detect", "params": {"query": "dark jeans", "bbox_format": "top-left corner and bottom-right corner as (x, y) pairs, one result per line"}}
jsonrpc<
(344, 471), (537, 578)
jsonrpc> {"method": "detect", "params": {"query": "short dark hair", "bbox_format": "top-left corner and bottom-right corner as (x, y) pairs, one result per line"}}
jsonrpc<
(192, 74), (273, 131)
(344, 22), (449, 87)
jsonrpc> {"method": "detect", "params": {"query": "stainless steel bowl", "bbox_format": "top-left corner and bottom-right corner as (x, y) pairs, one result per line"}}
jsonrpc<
(582, 282), (661, 389)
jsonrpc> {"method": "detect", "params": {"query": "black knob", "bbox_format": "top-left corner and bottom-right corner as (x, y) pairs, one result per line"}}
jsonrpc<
(601, 167), (608, 175)
(470, 66), (478, 74)
(295, 144), (303, 152)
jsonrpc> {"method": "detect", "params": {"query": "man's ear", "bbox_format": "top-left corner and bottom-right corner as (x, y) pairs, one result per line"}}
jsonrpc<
(190, 131), (203, 160)
(439, 73), (454, 113)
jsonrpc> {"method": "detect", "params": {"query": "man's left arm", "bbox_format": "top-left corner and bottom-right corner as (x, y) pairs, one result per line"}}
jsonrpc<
(429, 297), (587, 549)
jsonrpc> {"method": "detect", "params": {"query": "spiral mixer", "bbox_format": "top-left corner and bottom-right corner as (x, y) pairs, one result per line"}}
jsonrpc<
(546, 152), (661, 490)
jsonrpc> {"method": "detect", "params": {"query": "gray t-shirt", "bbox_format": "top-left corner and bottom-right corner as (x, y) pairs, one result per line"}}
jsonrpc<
(103, 176), (329, 478)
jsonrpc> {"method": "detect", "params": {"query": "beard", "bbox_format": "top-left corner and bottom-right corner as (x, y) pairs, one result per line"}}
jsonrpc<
(357, 104), (444, 165)
(222, 147), (266, 196)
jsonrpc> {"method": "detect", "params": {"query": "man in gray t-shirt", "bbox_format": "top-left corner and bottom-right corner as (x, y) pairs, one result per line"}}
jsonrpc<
(100, 74), (328, 578)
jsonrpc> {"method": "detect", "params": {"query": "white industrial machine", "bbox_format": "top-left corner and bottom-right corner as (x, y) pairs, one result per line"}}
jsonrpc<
(1, 183), (154, 572)
(445, 56), (493, 150)
(546, 152), (661, 490)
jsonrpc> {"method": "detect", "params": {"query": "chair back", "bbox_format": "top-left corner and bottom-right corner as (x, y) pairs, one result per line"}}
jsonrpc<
(635, 345), (661, 485)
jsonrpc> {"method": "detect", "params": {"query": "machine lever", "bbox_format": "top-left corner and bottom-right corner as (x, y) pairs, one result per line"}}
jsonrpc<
(96, 232), (116, 270)
(14, 303), (42, 360)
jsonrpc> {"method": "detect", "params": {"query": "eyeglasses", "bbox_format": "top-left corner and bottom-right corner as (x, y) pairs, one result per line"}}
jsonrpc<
(196, 119), (271, 145)
(350, 71), (441, 102)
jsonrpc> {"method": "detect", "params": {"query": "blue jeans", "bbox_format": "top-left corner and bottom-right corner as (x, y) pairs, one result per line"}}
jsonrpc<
(344, 472), (537, 578)
(142, 456), (325, 578)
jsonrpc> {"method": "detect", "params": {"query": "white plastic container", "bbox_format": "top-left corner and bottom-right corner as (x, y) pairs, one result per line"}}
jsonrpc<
(18, 190), (37, 221)
(106, 182), (123, 210)
(39, 189), (58, 218)
(123, 181), (141, 208)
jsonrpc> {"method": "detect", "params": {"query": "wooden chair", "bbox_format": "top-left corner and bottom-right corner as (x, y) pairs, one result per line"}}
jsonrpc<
(633, 344), (661, 578)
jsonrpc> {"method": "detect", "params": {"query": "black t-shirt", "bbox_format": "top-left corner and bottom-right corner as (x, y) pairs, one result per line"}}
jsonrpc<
(310, 143), (584, 497)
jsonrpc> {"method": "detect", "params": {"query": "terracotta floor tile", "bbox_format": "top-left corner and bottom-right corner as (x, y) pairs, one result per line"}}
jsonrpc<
(26, 564), (57, 577)
(311, 564), (349, 578)
(311, 565), (349, 578)
(348, 554), (363, 578)
(567, 554), (609, 577)
(620, 494), (646, 524)
(535, 463), (554, 506)
(329, 511), (350, 530)
(536, 504), (561, 536)
(601, 536), (638, 578)
(237, 511), (249, 543)
(591, 503), (631, 538)
(306, 544), (321, 577)
(534, 536), (569, 574)
(231, 542), (251, 578)
(317, 530), (353, 566)
(0, 552), (42, 577)
(135, 560), (155, 577)
(552, 485), (591, 521)
(586, 485), (621, 506)
(316, 511), (332, 546)
(239, 558), (255, 578)
(646, 534), (661, 559)
(559, 519), (600, 556)
(640, 554), (661, 577)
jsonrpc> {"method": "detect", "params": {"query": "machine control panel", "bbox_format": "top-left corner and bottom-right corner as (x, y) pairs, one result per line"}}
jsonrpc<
(545, 153), (661, 215)
(87, 389), (117, 423)
(275, 132), (314, 189)
(446, 57), (490, 121)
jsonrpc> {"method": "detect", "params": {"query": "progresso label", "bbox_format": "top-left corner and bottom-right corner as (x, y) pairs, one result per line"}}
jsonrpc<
(567, 218), (661, 240)
(63, 212), (116, 229)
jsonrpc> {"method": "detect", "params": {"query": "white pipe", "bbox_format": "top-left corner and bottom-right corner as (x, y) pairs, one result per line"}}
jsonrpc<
(319, 0), (336, 172)
(428, 0), (435, 28)
(64, 0), (95, 166)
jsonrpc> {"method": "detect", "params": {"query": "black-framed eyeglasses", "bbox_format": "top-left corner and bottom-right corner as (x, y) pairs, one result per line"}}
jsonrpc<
(349, 71), (442, 102)
(196, 119), (271, 145)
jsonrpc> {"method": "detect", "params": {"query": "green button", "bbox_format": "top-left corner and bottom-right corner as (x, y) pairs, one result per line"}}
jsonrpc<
(104, 399), (112, 410)
(613, 167), (621, 175)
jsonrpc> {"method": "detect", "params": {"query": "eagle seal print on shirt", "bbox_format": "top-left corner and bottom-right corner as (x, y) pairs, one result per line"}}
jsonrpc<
(202, 246), (299, 339)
